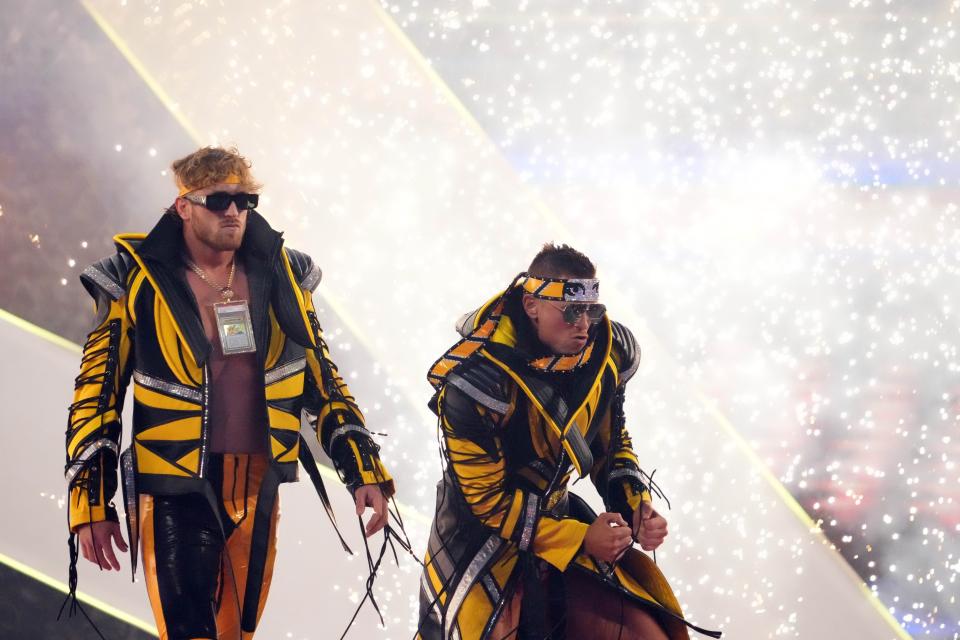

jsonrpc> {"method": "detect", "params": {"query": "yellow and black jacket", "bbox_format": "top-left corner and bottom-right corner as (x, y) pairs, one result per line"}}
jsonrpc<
(65, 211), (393, 546)
(418, 287), (720, 640)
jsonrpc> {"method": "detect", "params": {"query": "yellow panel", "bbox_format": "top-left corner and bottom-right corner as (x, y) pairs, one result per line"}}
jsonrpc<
(280, 250), (316, 343)
(532, 517), (590, 571)
(488, 552), (518, 588)
(154, 295), (200, 387)
(133, 384), (200, 411)
(134, 441), (190, 477)
(277, 440), (299, 463)
(264, 308), (284, 370)
(265, 372), (304, 400)
(175, 448), (200, 474)
(270, 435), (286, 458)
(455, 582), (494, 640)
(610, 555), (657, 604)
(136, 416), (201, 442)
(424, 560), (446, 606)
(450, 341), (479, 358)
(67, 411), (118, 458)
(268, 406), (301, 431)
(126, 270), (147, 325)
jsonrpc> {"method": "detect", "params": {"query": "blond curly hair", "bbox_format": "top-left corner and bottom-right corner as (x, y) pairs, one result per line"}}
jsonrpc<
(171, 146), (262, 195)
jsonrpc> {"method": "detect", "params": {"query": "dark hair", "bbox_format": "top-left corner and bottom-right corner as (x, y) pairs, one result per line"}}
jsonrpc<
(527, 242), (596, 279)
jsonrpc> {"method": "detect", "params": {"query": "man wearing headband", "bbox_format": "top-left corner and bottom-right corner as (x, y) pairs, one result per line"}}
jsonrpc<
(63, 146), (395, 638)
(418, 244), (721, 639)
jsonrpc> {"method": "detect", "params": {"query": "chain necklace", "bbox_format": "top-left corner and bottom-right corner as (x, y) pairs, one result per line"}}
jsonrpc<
(184, 255), (236, 301)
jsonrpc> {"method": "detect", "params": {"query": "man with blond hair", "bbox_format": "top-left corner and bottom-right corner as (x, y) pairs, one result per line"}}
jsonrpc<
(64, 146), (394, 638)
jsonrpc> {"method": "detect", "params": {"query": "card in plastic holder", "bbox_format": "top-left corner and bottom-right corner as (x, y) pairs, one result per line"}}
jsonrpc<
(213, 300), (257, 355)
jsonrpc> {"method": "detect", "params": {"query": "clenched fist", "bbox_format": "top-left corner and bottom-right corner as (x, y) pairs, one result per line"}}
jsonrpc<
(632, 501), (668, 552)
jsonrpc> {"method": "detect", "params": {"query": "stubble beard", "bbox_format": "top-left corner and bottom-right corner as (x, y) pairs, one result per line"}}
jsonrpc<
(194, 217), (244, 252)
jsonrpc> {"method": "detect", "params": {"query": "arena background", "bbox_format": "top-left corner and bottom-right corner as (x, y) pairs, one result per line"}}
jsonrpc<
(1, 1), (956, 638)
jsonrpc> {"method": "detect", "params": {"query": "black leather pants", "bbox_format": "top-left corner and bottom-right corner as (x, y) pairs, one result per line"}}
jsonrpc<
(140, 454), (279, 640)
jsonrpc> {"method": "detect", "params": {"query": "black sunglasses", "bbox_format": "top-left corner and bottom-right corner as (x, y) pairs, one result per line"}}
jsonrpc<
(549, 302), (606, 324)
(183, 192), (259, 212)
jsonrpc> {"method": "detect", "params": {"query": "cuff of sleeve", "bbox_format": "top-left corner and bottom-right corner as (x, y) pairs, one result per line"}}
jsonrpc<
(355, 459), (395, 499)
(531, 517), (590, 572)
(334, 434), (395, 498)
(68, 487), (119, 532)
(625, 484), (653, 513)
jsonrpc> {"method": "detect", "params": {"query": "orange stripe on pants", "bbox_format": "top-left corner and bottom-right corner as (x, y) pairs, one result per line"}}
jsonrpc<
(139, 455), (280, 640)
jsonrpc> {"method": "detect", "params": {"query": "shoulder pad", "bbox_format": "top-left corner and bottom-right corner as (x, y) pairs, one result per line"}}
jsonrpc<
(610, 320), (641, 385)
(445, 357), (511, 415)
(455, 307), (481, 337)
(80, 251), (135, 301)
(285, 248), (322, 292)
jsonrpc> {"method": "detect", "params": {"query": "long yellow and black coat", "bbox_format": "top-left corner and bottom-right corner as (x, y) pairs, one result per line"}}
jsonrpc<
(418, 290), (720, 640)
(65, 211), (393, 574)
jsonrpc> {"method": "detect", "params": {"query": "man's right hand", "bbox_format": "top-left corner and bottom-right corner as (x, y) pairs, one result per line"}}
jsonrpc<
(583, 512), (634, 563)
(76, 521), (128, 571)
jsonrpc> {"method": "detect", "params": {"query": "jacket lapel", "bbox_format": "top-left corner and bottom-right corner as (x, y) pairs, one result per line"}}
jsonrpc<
(134, 210), (285, 367)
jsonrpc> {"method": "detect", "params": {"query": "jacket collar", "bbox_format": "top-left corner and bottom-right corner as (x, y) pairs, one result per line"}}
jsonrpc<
(137, 209), (283, 268)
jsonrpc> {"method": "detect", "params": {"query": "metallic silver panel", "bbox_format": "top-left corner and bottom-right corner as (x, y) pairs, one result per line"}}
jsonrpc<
(81, 265), (125, 300)
(455, 308), (480, 337)
(447, 373), (510, 414)
(264, 357), (306, 385)
(563, 278), (600, 302)
(481, 573), (500, 603)
(133, 370), (203, 403)
(64, 438), (118, 484)
(301, 263), (322, 292)
(518, 494), (540, 551)
(328, 423), (367, 449)
(445, 534), (503, 638)
(608, 467), (645, 484)
(420, 570), (443, 625)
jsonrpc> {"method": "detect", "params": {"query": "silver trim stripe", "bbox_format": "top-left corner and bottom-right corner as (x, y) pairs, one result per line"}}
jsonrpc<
(328, 424), (367, 449)
(264, 357), (306, 385)
(444, 535), (503, 638)
(420, 571), (443, 625)
(481, 574), (501, 603)
(447, 373), (510, 414)
(65, 439), (118, 483)
(301, 263), (322, 292)
(81, 265), (125, 300)
(608, 467), (645, 484)
(133, 370), (202, 403)
(518, 494), (540, 551)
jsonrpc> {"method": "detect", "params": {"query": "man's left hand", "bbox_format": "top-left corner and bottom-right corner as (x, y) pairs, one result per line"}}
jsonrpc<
(632, 501), (668, 552)
(354, 484), (389, 538)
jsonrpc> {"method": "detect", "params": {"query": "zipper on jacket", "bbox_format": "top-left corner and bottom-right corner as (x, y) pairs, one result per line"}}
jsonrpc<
(199, 363), (210, 478)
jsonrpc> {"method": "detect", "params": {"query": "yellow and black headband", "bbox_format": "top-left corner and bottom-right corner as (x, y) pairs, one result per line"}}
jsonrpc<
(176, 173), (243, 197)
(520, 275), (600, 303)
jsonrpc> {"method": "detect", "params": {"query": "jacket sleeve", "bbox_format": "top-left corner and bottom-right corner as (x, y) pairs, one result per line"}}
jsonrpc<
(300, 290), (394, 498)
(589, 388), (654, 521)
(590, 321), (653, 520)
(65, 265), (135, 532)
(439, 384), (589, 572)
